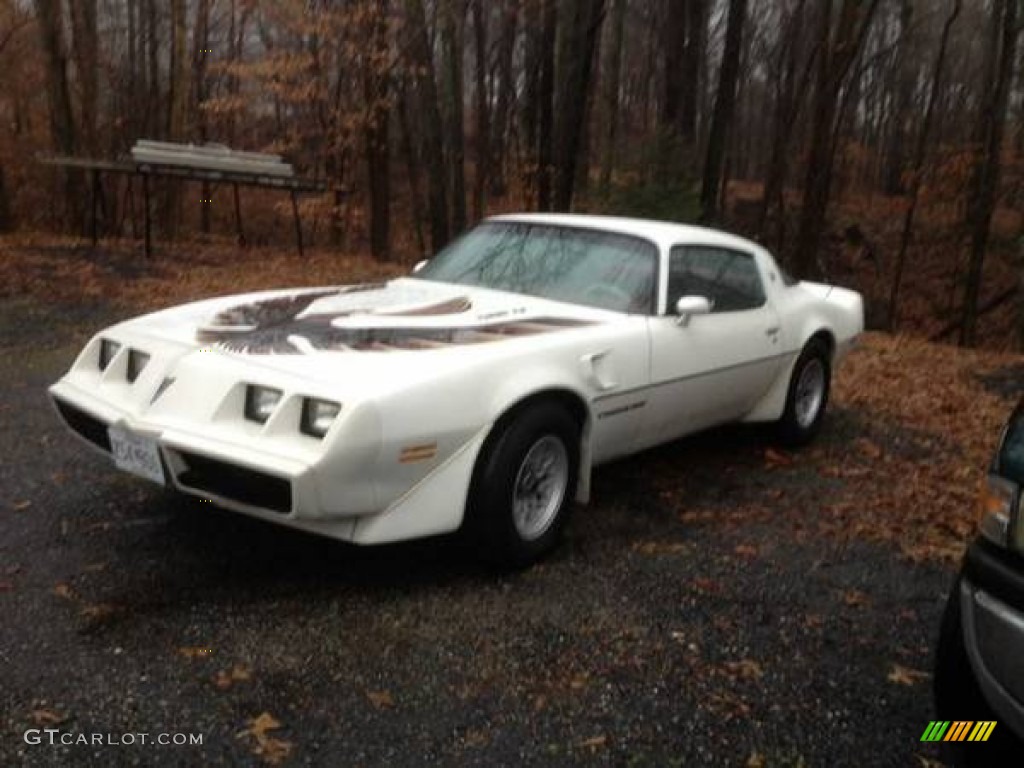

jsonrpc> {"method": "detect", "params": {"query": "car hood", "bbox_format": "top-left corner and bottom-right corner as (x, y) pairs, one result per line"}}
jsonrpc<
(106, 278), (619, 395)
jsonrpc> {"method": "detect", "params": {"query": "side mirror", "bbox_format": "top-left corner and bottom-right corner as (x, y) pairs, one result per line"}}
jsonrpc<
(675, 295), (712, 326)
(412, 259), (429, 274)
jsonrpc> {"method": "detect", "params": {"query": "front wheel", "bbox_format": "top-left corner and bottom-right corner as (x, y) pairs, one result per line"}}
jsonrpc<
(464, 402), (579, 570)
(776, 338), (831, 447)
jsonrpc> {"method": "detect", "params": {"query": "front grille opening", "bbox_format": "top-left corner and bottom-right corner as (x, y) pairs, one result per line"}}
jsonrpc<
(175, 451), (292, 514)
(53, 398), (111, 452)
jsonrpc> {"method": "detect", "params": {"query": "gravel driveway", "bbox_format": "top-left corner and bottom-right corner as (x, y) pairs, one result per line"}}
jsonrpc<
(0, 297), (953, 767)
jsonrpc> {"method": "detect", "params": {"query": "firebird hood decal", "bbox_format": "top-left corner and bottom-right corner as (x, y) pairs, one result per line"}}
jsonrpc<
(195, 283), (596, 354)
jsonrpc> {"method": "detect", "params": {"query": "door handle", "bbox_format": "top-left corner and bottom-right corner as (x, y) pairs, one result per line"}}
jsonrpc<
(765, 326), (780, 336)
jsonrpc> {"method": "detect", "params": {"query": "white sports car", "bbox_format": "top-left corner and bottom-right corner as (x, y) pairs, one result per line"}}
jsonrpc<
(50, 214), (863, 566)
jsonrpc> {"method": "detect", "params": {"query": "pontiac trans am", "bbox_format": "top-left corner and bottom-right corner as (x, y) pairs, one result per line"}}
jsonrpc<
(50, 214), (863, 567)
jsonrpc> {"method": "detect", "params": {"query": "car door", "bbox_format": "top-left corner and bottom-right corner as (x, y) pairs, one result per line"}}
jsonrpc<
(641, 244), (785, 447)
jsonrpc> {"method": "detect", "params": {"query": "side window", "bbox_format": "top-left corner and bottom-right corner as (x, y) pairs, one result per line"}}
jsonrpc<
(667, 246), (766, 313)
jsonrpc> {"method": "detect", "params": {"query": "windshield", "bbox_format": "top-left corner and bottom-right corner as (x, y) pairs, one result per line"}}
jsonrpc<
(998, 408), (1024, 483)
(414, 221), (658, 314)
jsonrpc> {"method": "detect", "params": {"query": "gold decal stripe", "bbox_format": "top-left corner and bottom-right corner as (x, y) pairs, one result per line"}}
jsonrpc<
(399, 443), (438, 463)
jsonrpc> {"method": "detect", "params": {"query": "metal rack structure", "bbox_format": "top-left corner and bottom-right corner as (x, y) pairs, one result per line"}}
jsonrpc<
(41, 141), (330, 257)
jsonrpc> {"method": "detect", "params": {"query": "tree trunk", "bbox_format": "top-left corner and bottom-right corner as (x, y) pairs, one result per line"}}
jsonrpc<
(405, 0), (450, 251)
(599, 0), (625, 190)
(146, 0), (160, 137)
(791, 0), (881, 279)
(960, 0), (1018, 347)
(0, 166), (11, 232)
(365, 0), (391, 261)
(441, 0), (467, 234)
(70, 0), (98, 156)
(882, 0), (913, 195)
(489, 2), (518, 197)
(699, 0), (747, 223)
(35, 0), (80, 231)
(887, 0), (960, 330)
(192, 0), (212, 234)
(398, 81), (427, 257)
(757, 0), (809, 243)
(552, 0), (604, 212)
(168, 0), (188, 139)
(471, 0), (489, 221)
(680, 0), (706, 150)
(536, 0), (557, 211)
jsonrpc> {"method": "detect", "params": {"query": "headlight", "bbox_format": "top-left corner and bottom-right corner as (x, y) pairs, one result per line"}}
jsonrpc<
(99, 339), (121, 371)
(300, 398), (341, 439)
(126, 350), (150, 383)
(977, 474), (1017, 547)
(244, 385), (283, 424)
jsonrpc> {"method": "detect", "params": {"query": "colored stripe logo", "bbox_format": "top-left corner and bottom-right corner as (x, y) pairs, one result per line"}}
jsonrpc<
(920, 721), (996, 742)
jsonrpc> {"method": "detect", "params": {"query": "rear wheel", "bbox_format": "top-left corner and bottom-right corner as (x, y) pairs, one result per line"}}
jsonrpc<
(776, 338), (831, 447)
(465, 402), (579, 569)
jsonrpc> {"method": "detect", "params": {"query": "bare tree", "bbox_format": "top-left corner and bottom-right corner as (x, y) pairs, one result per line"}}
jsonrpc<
(700, 0), (748, 223)
(599, 0), (626, 190)
(35, 0), (80, 228)
(791, 0), (881, 279)
(888, 0), (961, 331)
(405, 0), (450, 251)
(441, 0), (467, 234)
(471, 0), (489, 220)
(365, 0), (391, 260)
(552, 0), (605, 211)
(960, 0), (1018, 347)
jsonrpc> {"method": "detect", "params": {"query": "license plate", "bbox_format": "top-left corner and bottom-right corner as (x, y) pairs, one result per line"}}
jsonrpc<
(108, 426), (165, 485)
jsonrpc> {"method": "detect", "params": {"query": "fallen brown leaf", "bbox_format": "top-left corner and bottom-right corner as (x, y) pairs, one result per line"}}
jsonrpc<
(178, 646), (214, 659)
(214, 664), (252, 690)
(366, 690), (394, 710)
(632, 541), (688, 555)
(30, 708), (65, 726)
(734, 544), (759, 558)
(841, 589), (870, 607)
(577, 735), (608, 751)
(237, 712), (291, 765)
(764, 448), (793, 468)
(53, 583), (74, 600)
(887, 664), (930, 686)
(723, 659), (764, 681)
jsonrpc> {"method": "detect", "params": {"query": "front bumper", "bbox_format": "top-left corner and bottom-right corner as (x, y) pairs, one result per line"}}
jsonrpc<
(960, 537), (1024, 737)
(50, 380), (361, 541)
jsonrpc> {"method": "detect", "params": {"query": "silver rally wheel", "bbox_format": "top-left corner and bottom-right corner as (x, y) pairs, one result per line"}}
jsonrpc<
(794, 357), (826, 428)
(465, 401), (579, 569)
(776, 337), (831, 447)
(512, 434), (569, 541)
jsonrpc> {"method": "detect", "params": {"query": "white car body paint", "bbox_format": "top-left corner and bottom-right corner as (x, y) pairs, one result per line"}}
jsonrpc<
(50, 214), (863, 545)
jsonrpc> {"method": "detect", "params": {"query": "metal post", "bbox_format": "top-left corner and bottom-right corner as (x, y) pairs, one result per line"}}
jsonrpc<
(90, 169), (99, 246)
(142, 173), (152, 258)
(291, 190), (304, 258)
(232, 183), (245, 247)
(127, 178), (137, 239)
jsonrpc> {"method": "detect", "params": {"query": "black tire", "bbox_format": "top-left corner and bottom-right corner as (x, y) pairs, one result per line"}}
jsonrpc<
(934, 578), (1018, 766)
(776, 338), (831, 447)
(464, 402), (579, 570)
